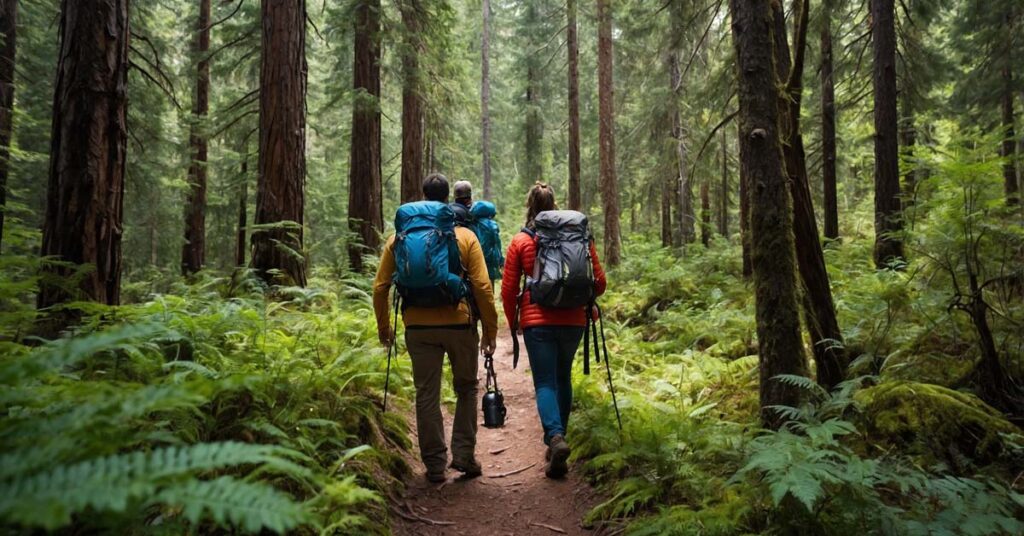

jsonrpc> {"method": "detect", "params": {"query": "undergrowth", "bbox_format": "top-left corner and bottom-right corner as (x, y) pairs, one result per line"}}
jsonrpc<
(571, 231), (1024, 535)
(0, 269), (412, 534)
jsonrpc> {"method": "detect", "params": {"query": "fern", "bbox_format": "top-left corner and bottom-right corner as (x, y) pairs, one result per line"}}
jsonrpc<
(151, 476), (312, 533)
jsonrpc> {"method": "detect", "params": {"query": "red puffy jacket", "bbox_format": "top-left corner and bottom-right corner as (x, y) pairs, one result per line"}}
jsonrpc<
(501, 231), (608, 330)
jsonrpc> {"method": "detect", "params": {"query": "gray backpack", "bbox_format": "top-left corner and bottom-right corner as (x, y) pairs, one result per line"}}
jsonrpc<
(524, 210), (595, 308)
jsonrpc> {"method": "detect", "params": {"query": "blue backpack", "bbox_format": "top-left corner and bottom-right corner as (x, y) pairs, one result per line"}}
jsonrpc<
(392, 201), (469, 308)
(468, 201), (504, 281)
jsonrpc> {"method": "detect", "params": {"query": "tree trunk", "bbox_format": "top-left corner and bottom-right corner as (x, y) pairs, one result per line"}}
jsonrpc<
(773, 0), (846, 389)
(669, 52), (693, 246)
(1002, 63), (1018, 206)
(236, 159), (248, 267)
(252, 0), (307, 287)
(597, 0), (621, 266)
(524, 62), (544, 183)
(900, 90), (917, 209)
(0, 0), (15, 253)
(739, 121), (752, 278)
(729, 0), (807, 428)
(871, 0), (904, 268)
(181, 0), (211, 275)
(481, 0), (492, 200)
(661, 172), (672, 247)
(400, 0), (424, 203)
(37, 0), (129, 319)
(820, 0), (839, 240)
(700, 180), (710, 247)
(347, 0), (382, 273)
(567, 0), (581, 210)
(718, 128), (729, 237)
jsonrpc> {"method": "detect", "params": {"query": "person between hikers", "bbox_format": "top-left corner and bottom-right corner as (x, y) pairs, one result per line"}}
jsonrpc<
(453, 180), (474, 208)
(500, 182), (607, 479)
(373, 173), (499, 483)
(451, 180), (505, 287)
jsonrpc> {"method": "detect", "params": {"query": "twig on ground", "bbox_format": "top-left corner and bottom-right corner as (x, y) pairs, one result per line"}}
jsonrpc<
(489, 446), (510, 455)
(529, 521), (567, 534)
(487, 462), (538, 478)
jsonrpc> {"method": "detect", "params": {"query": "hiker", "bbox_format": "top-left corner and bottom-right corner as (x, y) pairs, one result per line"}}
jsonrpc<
(453, 180), (474, 208)
(501, 182), (607, 479)
(373, 173), (499, 483)
(450, 180), (505, 284)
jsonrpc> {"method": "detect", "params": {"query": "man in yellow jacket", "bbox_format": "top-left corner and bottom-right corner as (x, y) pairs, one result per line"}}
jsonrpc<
(373, 173), (498, 483)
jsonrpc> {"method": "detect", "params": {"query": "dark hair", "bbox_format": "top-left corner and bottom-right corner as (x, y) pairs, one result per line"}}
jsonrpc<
(525, 182), (557, 229)
(422, 173), (449, 202)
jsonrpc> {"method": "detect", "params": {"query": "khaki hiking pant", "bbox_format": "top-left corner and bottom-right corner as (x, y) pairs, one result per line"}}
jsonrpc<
(404, 327), (479, 473)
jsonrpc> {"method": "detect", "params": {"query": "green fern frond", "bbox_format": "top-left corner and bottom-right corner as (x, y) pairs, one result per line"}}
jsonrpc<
(152, 476), (312, 534)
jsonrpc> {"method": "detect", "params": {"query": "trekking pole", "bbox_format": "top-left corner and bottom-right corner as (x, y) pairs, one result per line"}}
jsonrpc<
(383, 293), (400, 412)
(596, 303), (623, 432)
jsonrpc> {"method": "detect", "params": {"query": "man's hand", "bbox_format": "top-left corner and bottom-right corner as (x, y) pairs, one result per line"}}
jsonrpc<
(379, 326), (394, 347)
(480, 336), (496, 356)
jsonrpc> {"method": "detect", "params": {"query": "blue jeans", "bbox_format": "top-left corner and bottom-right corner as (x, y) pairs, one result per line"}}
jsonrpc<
(523, 326), (585, 445)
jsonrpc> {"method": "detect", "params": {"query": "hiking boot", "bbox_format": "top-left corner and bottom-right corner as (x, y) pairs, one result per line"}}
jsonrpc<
(450, 458), (483, 478)
(545, 445), (552, 462)
(426, 468), (447, 483)
(545, 435), (570, 479)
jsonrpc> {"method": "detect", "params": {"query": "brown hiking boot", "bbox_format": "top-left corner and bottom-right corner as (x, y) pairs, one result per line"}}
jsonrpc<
(546, 435), (570, 479)
(450, 458), (483, 478)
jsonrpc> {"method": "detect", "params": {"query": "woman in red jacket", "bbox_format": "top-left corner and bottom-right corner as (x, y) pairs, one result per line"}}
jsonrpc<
(501, 182), (607, 479)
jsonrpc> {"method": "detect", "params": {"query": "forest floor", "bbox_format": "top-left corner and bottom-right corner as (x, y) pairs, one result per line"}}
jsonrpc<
(390, 330), (601, 536)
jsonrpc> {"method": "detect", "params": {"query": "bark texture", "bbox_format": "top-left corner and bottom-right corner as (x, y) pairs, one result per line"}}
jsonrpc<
(481, 0), (492, 199)
(400, 0), (424, 203)
(820, 0), (839, 240)
(729, 0), (807, 428)
(38, 0), (130, 314)
(236, 159), (248, 267)
(773, 0), (846, 389)
(871, 0), (904, 267)
(739, 122), (751, 278)
(567, 0), (581, 210)
(719, 129), (729, 237)
(181, 0), (211, 275)
(252, 0), (307, 286)
(900, 90), (917, 209)
(348, 0), (383, 273)
(597, 0), (621, 266)
(0, 0), (15, 252)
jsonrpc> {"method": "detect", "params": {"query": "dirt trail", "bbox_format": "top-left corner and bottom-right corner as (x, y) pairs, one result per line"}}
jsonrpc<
(391, 331), (599, 536)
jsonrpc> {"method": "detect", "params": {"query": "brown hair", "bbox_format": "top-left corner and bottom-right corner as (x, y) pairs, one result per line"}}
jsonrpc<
(525, 182), (557, 229)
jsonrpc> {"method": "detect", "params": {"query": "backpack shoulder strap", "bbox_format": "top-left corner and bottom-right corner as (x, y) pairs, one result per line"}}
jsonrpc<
(520, 227), (536, 239)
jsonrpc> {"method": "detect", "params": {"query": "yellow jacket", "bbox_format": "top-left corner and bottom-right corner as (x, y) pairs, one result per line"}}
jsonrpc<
(373, 227), (498, 341)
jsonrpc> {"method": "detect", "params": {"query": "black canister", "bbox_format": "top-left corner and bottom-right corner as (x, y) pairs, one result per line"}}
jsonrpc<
(482, 389), (506, 428)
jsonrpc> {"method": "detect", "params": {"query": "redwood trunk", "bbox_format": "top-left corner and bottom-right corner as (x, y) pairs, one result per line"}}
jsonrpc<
(730, 0), (807, 428)
(820, 0), (839, 240)
(481, 0), (492, 200)
(597, 0), (621, 266)
(252, 0), (307, 286)
(718, 129), (729, 237)
(400, 0), (424, 203)
(871, 0), (904, 267)
(236, 159), (248, 267)
(774, 0), (846, 389)
(348, 0), (382, 273)
(567, 0), (581, 210)
(38, 0), (129, 315)
(0, 0), (15, 253)
(661, 173), (672, 247)
(739, 123), (751, 278)
(181, 0), (211, 275)
(1002, 63), (1018, 206)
